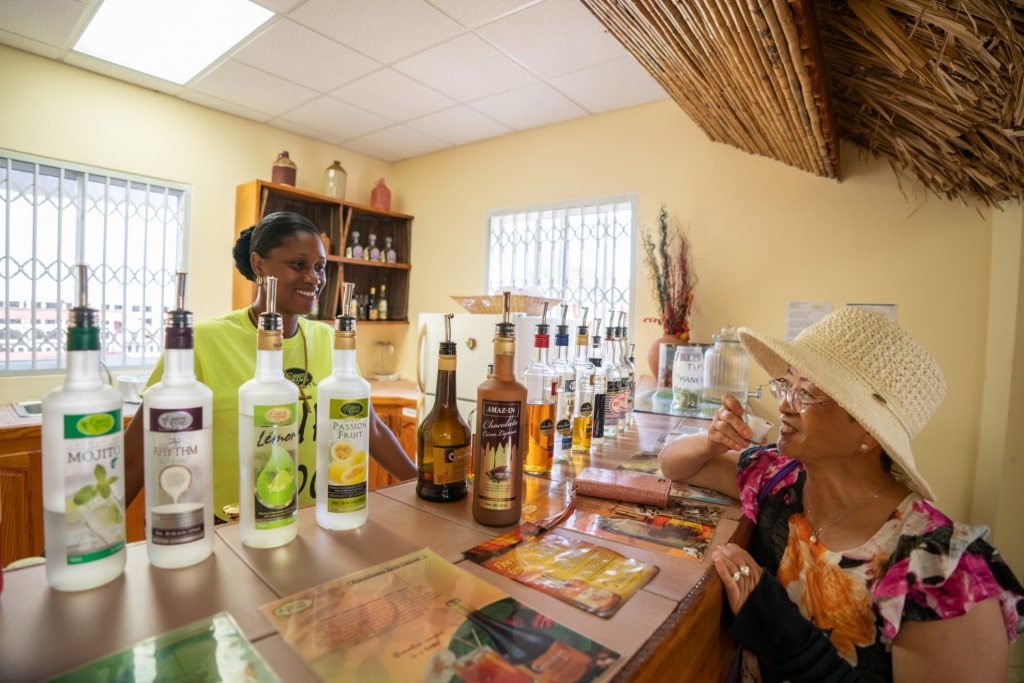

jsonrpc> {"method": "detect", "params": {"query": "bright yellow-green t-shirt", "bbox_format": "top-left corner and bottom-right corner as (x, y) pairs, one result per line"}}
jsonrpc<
(145, 309), (333, 520)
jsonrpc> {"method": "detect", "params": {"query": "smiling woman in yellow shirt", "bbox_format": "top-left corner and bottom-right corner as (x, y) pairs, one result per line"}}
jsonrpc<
(124, 211), (415, 521)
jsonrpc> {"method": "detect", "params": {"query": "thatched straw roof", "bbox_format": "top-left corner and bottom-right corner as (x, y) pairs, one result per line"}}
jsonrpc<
(581, 0), (1024, 206)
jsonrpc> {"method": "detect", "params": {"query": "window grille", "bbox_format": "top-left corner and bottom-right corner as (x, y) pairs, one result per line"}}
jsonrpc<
(0, 150), (190, 375)
(486, 196), (636, 326)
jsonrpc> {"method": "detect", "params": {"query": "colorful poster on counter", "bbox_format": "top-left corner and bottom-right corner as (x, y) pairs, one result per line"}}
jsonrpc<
(49, 612), (279, 683)
(463, 525), (658, 618)
(563, 496), (724, 561)
(260, 548), (619, 683)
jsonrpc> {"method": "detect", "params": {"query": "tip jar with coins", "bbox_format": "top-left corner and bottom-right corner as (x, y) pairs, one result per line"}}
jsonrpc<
(672, 344), (706, 411)
(701, 325), (750, 413)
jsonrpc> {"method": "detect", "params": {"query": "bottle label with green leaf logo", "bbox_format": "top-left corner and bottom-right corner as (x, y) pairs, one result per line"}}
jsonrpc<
(251, 403), (298, 530)
(61, 409), (125, 564)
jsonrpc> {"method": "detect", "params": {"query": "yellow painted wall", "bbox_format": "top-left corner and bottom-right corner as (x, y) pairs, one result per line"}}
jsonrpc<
(2, 49), (1022, 670)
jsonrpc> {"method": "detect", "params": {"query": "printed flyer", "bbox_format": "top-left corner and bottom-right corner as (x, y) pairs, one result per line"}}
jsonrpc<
(563, 495), (724, 561)
(260, 548), (619, 683)
(463, 525), (658, 618)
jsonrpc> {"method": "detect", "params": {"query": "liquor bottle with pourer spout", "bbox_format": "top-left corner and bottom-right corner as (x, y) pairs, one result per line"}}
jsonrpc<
(571, 308), (595, 455)
(316, 283), (370, 530)
(238, 276), (299, 548)
(550, 304), (576, 461)
(522, 302), (558, 475)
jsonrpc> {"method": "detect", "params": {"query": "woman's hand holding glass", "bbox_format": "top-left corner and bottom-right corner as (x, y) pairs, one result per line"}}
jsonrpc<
(705, 394), (756, 452)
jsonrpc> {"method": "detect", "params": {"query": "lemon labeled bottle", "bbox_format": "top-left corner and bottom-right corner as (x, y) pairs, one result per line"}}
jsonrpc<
(521, 303), (557, 475)
(42, 264), (126, 591)
(238, 277), (299, 548)
(416, 313), (470, 502)
(316, 283), (370, 530)
(143, 272), (214, 568)
(472, 292), (527, 526)
(602, 320), (622, 438)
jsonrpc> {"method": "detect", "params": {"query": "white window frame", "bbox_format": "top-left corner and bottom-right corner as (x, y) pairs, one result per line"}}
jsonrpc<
(0, 149), (191, 376)
(486, 195), (637, 329)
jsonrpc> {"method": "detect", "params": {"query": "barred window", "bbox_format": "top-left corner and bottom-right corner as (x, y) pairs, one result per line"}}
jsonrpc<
(0, 150), (190, 375)
(487, 196), (636, 325)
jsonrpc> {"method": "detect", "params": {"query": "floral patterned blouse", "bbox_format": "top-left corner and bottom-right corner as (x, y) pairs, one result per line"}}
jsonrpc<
(737, 446), (1024, 681)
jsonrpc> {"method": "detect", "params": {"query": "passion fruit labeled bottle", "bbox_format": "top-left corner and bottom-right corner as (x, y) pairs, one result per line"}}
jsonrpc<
(316, 283), (370, 530)
(238, 277), (299, 548)
(143, 272), (214, 568)
(42, 264), (127, 591)
(472, 293), (528, 526)
(416, 313), (470, 503)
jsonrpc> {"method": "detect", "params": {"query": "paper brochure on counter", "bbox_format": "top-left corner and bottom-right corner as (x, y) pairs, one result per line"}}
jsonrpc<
(260, 548), (619, 683)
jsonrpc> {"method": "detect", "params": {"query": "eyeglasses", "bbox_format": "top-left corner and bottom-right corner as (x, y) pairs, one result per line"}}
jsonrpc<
(768, 378), (835, 412)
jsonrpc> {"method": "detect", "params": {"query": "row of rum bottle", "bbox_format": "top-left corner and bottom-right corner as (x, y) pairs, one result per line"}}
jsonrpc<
(346, 284), (389, 321)
(414, 297), (637, 527)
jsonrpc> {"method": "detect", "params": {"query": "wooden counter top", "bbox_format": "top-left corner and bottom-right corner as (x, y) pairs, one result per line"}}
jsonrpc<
(0, 412), (743, 682)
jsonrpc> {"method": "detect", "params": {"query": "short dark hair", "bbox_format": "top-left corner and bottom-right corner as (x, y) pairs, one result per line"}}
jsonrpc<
(231, 211), (320, 282)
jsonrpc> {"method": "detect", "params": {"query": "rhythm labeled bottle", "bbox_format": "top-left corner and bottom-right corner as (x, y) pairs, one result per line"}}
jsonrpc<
(42, 264), (126, 591)
(143, 271), (214, 568)
(238, 276), (299, 548)
(588, 319), (606, 447)
(472, 292), (527, 526)
(416, 313), (471, 502)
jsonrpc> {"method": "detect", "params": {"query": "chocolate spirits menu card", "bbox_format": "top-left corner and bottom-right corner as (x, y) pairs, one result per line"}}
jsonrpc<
(49, 612), (279, 683)
(259, 548), (618, 683)
(463, 525), (658, 618)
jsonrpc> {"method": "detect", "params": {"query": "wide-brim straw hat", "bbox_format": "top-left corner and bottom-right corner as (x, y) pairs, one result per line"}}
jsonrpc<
(738, 307), (946, 500)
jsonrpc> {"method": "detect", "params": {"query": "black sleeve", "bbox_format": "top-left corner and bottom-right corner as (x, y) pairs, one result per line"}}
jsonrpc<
(726, 573), (864, 683)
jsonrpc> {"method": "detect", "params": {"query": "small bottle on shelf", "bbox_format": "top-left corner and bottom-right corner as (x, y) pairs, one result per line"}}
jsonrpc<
(472, 292), (527, 527)
(367, 287), (378, 321)
(366, 234), (380, 261)
(416, 313), (470, 503)
(384, 236), (397, 263)
(237, 277), (299, 548)
(316, 283), (370, 530)
(377, 284), (388, 321)
(347, 231), (362, 259)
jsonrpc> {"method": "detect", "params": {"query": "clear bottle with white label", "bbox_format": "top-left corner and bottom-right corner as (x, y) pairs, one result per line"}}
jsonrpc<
(550, 304), (576, 459)
(316, 283), (370, 530)
(238, 277), (299, 548)
(143, 272), (214, 568)
(42, 264), (127, 591)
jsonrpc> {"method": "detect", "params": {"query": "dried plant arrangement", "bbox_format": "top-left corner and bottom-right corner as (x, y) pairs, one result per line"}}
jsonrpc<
(641, 206), (695, 340)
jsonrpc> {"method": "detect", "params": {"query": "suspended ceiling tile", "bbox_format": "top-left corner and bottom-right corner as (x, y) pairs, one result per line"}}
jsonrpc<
(477, 0), (625, 78)
(406, 105), (514, 146)
(471, 81), (587, 130)
(188, 59), (318, 117)
(276, 95), (392, 142)
(329, 68), (454, 121)
(230, 18), (380, 93)
(395, 32), (534, 102)
(289, 0), (462, 64)
(550, 56), (668, 114)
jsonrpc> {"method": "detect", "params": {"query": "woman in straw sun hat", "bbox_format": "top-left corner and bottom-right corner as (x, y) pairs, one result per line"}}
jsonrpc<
(659, 306), (1022, 681)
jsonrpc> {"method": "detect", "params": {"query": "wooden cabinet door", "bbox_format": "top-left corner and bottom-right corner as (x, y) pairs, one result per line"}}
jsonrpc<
(0, 448), (43, 567)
